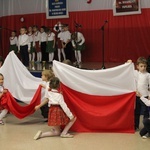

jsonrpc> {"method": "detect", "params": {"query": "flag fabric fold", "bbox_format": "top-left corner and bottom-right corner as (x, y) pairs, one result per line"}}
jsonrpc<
(0, 51), (43, 104)
(1, 86), (42, 119)
(53, 61), (136, 133)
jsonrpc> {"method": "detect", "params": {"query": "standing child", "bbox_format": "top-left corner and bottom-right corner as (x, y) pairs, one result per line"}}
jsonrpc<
(40, 26), (47, 62)
(127, 57), (150, 131)
(9, 30), (18, 54)
(18, 27), (30, 67)
(28, 26), (35, 62)
(57, 30), (66, 62)
(71, 31), (85, 67)
(34, 77), (76, 140)
(46, 28), (56, 64)
(40, 69), (55, 120)
(33, 25), (41, 63)
(53, 21), (66, 62)
(0, 73), (8, 125)
(135, 92), (150, 139)
(61, 24), (72, 61)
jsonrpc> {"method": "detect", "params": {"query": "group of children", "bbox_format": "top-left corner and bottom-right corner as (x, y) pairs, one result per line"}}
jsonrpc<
(9, 22), (85, 69)
(0, 68), (77, 139)
(1, 54), (150, 140)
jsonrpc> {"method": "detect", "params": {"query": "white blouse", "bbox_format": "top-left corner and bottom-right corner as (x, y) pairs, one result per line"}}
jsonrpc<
(47, 32), (55, 41)
(45, 89), (74, 120)
(10, 36), (18, 45)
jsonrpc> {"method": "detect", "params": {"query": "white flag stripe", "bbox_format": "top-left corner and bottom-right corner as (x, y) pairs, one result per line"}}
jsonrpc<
(0, 51), (42, 103)
(53, 60), (136, 96)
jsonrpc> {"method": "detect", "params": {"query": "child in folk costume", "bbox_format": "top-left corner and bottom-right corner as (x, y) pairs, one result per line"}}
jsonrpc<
(71, 31), (85, 65)
(40, 69), (55, 121)
(53, 22), (66, 62)
(9, 30), (18, 53)
(46, 28), (56, 64)
(0, 73), (8, 125)
(57, 30), (66, 62)
(33, 25), (41, 63)
(34, 77), (76, 140)
(18, 27), (30, 67)
(28, 26), (35, 62)
(127, 58), (150, 131)
(40, 26), (47, 62)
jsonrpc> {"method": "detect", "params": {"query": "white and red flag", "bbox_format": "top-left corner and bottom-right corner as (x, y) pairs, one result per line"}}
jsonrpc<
(53, 61), (136, 133)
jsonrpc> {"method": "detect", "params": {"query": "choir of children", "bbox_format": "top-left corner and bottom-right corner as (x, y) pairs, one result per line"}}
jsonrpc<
(8, 23), (85, 69)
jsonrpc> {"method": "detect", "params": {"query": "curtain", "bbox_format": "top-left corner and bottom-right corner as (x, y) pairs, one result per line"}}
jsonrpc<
(1, 9), (150, 62)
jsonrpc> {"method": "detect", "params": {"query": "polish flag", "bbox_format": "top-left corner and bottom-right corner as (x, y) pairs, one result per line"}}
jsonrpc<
(53, 61), (136, 133)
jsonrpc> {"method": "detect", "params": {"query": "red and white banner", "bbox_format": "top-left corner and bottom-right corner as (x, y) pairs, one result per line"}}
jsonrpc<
(0, 52), (136, 132)
(53, 61), (136, 133)
(113, 0), (141, 16)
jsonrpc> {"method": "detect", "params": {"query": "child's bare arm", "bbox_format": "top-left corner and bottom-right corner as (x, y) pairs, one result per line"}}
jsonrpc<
(3, 89), (7, 93)
(35, 98), (49, 111)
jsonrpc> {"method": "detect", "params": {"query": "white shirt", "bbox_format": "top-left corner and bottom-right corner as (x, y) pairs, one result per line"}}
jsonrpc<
(60, 30), (71, 43)
(72, 32), (85, 47)
(40, 32), (47, 43)
(28, 33), (34, 43)
(18, 34), (30, 50)
(45, 89), (74, 120)
(10, 36), (18, 46)
(141, 96), (150, 106)
(58, 32), (62, 39)
(47, 32), (55, 41)
(134, 70), (150, 97)
(33, 31), (41, 42)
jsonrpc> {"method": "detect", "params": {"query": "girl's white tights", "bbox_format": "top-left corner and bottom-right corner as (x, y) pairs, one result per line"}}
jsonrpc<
(0, 109), (8, 120)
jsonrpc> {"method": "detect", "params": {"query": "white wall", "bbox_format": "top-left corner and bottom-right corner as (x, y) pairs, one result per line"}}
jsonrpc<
(0, 0), (150, 17)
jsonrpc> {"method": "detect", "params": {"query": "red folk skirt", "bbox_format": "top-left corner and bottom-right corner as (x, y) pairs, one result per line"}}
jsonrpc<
(57, 38), (63, 49)
(35, 41), (41, 52)
(48, 105), (70, 126)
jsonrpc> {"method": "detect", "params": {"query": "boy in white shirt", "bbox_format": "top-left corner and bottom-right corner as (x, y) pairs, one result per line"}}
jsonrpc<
(128, 57), (150, 131)
(18, 27), (30, 67)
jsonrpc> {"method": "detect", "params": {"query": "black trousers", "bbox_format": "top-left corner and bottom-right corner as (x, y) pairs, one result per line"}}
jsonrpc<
(40, 104), (49, 118)
(64, 42), (73, 61)
(140, 118), (150, 136)
(134, 96), (149, 129)
(20, 45), (29, 67)
(41, 42), (48, 61)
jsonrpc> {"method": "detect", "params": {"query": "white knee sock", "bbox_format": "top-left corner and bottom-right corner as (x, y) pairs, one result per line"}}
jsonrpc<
(29, 54), (32, 61)
(0, 109), (8, 120)
(75, 51), (78, 62)
(77, 51), (81, 63)
(58, 49), (61, 61)
(32, 53), (35, 61)
(61, 49), (66, 60)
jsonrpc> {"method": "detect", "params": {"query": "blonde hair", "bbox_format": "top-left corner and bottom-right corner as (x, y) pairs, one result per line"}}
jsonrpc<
(42, 69), (54, 81)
